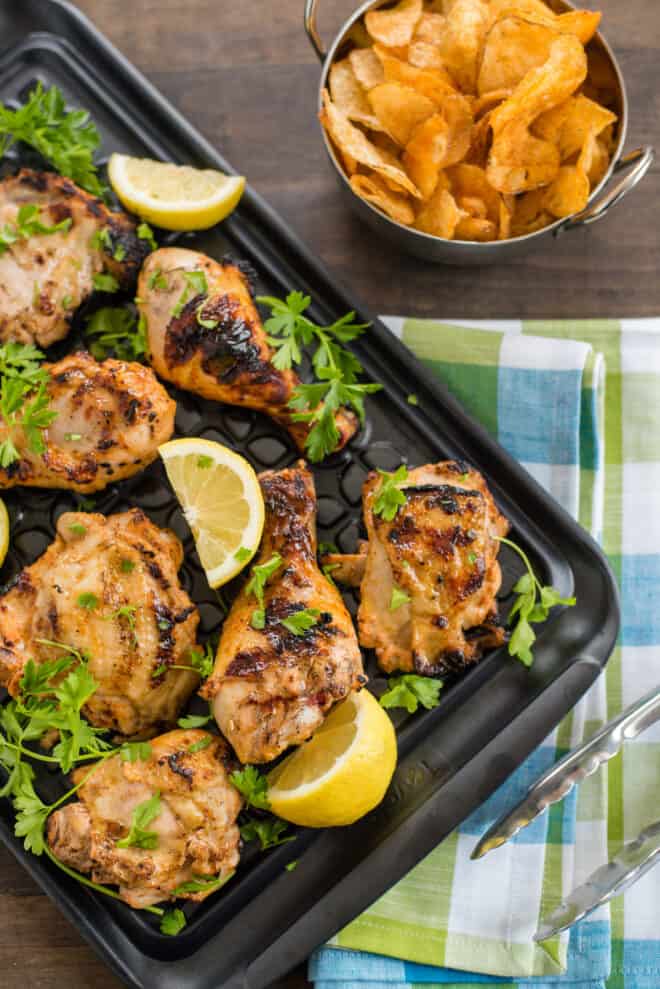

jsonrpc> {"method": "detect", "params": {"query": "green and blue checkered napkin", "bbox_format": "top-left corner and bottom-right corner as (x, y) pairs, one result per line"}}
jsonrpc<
(311, 317), (660, 989)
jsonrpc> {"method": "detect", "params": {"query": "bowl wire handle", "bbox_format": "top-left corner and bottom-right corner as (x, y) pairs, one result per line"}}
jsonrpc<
(557, 146), (655, 233)
(304, 0), (326, 61)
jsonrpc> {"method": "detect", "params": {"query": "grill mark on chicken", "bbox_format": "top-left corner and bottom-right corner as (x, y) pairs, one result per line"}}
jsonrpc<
(336, 462), (509, 678)
(0, 510), (200, 737)
(139, 247), (359, 456)
(0, 169), (150, 348)
(46, 731), (242, 908)
(0, 352), (175, 493)
(203, 462), (365, 763)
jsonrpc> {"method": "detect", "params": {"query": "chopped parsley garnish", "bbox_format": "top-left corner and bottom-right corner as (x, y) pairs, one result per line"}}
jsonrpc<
(63, 432), (82, 442)
(246, 554), (282, 629)
(234, 546), (252, 563)
(0, 341), (57, 468)
(160, 909), (186, 936)
(197, 455), (213, 468)
(285, 860), (298, 872)
(120, 558), (136, 573)
(240, 817), (294, 851)
(172, 870), (234, 896)
(84, 306), (147, 361)
(147, 267), (168, 290)
(407, 393), (419, 405)
(76, 592), (98, 610)
(250, 609), (266, 630)
(119, 741), (152, 763)
(92, 272), (120, 293)
(497, 535), (576, 667)
(380, 674), (443, 714)
(0, 203), (71, 256)
(137, 222), (157, 252)
(68, 523), (87, 536)
(188, 736), (212, 754)
(171, 269), (208, 317)
(373, 465), (408, 521)
(116, 791), (161, 849)
(177, 711), (213, 729)
(389, 586), (410, 611)
(196, 301), (219, 330)
(229, 764), (271, 810)
(280, 608), (320, 635)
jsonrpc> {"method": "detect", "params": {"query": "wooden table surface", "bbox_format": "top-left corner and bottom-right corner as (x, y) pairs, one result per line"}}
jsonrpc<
(1, 0), (658, 986)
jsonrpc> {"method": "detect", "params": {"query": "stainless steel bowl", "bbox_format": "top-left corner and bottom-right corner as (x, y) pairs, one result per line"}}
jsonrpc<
(305, 0), (654, 264)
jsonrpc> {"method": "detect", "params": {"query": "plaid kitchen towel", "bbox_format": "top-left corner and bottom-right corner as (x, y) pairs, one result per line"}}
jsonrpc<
(312, 318), (660, 989)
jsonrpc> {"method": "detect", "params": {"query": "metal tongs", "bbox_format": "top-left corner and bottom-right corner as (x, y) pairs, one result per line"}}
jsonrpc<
(471, 685), (660, 940)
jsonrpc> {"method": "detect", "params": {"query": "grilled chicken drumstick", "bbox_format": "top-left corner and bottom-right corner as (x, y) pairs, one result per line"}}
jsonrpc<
(0, 169), (149, 347)
(138, 247), (357, 454)
(0, 351), (175, 492)
(47, 729), (242, 908)
(324, 461), (508, 677)
(202, 462), (365, 763)
(0, 509), (200, 737)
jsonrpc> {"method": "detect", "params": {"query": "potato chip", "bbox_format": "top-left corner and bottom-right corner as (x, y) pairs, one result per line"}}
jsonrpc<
(414, 185), (464, 237)
(487, 36), (587, 193)
(330, 59), (384, 130)
(534, 94), (617, 160)
(542, 164), (590, 217)
(473, 89), (512, 118)
(577, 132), (610, 187)
(367, 81), (436, 145)
(466, 110), (493, 166)
(439, 0), (492, 93)
(348, 48), (385, 90)
(510, 188), (552, 235)
(478, 16), (557, 97)
(414, 12), (446, 44)
(345, 21), (374, 49)
(447, 162), (501, 220)
(374, 44), (456, 101)
(487, 0), (553, 25)
(457, 194), (487, 218)
(407, 41), (446, 70)
(350, 172), (415, 224)
(556, 10), (601, 44)
(320, 89), (421, 197)
(365, 0), (423, 48)
(403, 113), (451, 197)
(455, 215), (497, 240)
(340, 150), (359, 175)
(498, 197), (513, 238)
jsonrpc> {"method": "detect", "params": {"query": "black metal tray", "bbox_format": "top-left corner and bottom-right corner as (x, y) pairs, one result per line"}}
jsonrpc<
(0, 3), (620, 988)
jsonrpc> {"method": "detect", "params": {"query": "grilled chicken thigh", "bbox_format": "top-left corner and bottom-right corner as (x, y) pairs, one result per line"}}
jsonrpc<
(0, 351), (175, 492)
(0, 169), (149, 347)
(47, 729), (242, 908)
(0, 509), (200, 737)
(327, 462), (508, 676)
(202, 462), (365, 763)
(138, 247), (357, 455)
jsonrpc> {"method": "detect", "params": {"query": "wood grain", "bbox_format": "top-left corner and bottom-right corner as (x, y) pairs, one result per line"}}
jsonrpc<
(1, 0), (658, 985)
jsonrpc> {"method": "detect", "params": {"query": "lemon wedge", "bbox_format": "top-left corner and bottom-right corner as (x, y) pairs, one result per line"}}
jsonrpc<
(0, 498), (9, 569)
(159, 438), (264, 587)
(108, 154), (245, 231)
(267, 690), (397, 827)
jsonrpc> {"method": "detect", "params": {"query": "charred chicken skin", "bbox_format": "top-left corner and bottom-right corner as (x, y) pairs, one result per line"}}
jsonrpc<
(0, 351), (175, 492)
(47, 729), (242, 908)
(138, 247), (357, 454)
(0, 509), (200, 737)
(0, 169), (149, 348)
(326, 461), (508, 676)
(202, 462), (365, 763)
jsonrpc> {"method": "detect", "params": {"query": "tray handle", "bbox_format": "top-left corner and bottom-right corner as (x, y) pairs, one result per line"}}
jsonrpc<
(304, 0), (326, 61)
(557, 145), (655, 233)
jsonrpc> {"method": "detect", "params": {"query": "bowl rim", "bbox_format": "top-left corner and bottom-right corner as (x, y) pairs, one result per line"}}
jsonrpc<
(317, 0), (629, 248)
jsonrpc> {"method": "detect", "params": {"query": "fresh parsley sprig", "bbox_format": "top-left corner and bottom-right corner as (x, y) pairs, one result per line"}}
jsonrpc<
(373, 465), (408, 521)
(280, 607), (320, 636)
(498, 536), (576, 667)
(230, 765), (293, 851)
(379, 674), (443, 714)
(246, 554), (282, 629)
(240, 817), (294, 851)
(0, 341), (57, 468)
(0, 83), (105, 197)
(116, 791), (162, 850)
(0, 203), (71, 256)
(257, 291), (382, 461)
(229, 764), (271, 811)
(172, 870), (234, 896)
(84, 306), (147, 362)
